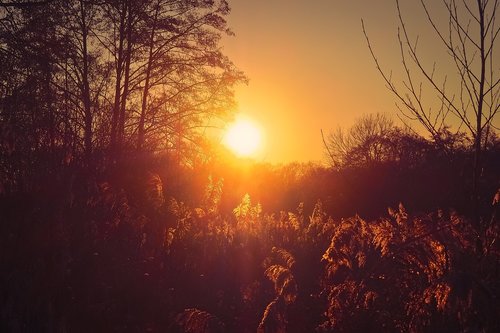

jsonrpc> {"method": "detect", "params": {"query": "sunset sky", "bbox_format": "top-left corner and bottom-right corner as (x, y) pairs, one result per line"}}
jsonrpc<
(221, 0), (454, 163)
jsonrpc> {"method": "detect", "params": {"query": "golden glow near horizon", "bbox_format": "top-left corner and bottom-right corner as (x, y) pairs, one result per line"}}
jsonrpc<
(224, 117), (263, 157)
(222, 1), (462, 163)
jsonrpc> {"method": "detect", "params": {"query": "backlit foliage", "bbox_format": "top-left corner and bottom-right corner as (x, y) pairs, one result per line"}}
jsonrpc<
(319, 204), (499, 332)
(1, 160), (498, 332)
(174, 308), (225, 333)
(258, 248), (298, 333)
(233, 193), (262, 221)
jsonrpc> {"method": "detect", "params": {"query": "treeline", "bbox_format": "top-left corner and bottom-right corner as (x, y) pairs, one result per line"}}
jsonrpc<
(320, 113), (499, 218)
(0, 0), (244, 193)
(195, 115), (499, 220)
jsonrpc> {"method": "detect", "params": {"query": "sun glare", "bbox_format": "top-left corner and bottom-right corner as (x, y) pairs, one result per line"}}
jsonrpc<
(224, 118), (262, 157)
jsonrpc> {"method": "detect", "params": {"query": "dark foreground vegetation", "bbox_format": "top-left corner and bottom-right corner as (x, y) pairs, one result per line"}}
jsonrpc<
(1, 143), (499, 332)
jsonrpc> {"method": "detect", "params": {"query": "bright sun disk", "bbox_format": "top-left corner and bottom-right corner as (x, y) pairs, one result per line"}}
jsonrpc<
(224, 118), (262, 157)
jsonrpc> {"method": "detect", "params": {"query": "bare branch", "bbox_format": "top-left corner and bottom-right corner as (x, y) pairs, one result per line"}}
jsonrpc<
(321, 129), (336, 167)
(0, 0), (54, 8)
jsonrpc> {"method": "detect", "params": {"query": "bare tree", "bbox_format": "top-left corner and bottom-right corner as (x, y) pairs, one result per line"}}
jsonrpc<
(324, 113), (396, 168)
(132, 0), (245, 157)
(363, 0), (499, 205)
(0, 0), (244, 168)
(58, 0), (105, 160)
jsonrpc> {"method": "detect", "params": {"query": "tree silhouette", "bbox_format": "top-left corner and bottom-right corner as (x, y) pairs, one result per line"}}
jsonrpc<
(0, 0), (244, 173)
(324, 113), (394, 168)
(323, 113), (433, 169)
(363, 0), (499, 213)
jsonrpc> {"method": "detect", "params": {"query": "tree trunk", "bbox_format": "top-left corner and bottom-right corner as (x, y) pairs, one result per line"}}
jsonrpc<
(80, 0), (92, 161)
(137, 2), (159, 151)
(110, 2), (127, 152)
(472, 0), (486, 226)
(117, 0), (132, 152)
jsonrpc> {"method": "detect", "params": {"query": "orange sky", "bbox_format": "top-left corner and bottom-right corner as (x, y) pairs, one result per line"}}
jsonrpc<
(221, 0), (459, 164)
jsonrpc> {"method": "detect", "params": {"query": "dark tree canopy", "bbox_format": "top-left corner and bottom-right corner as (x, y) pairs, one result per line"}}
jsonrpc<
(0, 0), (245, 180)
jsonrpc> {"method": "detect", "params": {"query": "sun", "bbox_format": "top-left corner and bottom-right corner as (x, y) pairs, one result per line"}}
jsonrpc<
(223, 118), (263, 157)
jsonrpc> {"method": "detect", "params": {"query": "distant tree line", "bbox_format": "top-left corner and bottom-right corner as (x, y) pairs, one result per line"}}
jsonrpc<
(322, 113), (499, 220)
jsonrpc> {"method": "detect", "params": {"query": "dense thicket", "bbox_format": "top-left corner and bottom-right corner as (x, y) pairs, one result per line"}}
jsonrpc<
(1, 156), (499, 332)
(0, 139), (499, 332)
